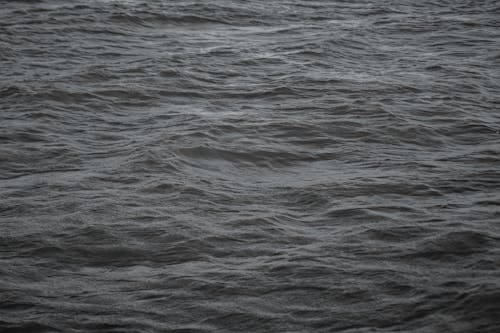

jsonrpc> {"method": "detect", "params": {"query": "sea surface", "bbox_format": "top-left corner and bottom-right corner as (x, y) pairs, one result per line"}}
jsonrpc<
(1, 0), (500, 332)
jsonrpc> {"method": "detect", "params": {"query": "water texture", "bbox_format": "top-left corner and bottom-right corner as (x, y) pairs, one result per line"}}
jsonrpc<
(1, 0), (500, 332)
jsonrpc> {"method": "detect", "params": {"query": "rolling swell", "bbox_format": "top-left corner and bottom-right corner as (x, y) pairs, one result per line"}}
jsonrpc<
(1, 0), (500, 332)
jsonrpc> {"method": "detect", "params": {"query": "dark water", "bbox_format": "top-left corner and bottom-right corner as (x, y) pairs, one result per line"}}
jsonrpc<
(1, 0), (500, 332)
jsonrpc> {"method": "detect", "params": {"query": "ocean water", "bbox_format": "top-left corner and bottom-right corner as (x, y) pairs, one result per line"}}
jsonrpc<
(1, 0), (500, 332)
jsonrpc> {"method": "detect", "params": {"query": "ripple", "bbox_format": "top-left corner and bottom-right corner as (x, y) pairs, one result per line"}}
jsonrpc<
(1, 0), (499, 331)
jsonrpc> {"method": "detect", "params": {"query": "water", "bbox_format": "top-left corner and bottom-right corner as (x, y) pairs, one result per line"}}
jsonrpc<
(1, 0), (500, 332)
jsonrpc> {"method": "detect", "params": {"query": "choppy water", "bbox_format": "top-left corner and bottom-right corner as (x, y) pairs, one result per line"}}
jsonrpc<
(1, 0), (500, 332)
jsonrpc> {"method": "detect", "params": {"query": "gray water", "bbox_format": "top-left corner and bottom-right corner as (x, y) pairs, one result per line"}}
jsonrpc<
(1, 0), (500, 332)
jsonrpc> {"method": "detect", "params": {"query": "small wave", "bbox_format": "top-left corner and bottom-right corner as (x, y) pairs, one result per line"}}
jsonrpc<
(110, 12), (230, 26)
(408, 230), (498, 260)
(176, 145), (319, 168)
(0, 86), (25, 98)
